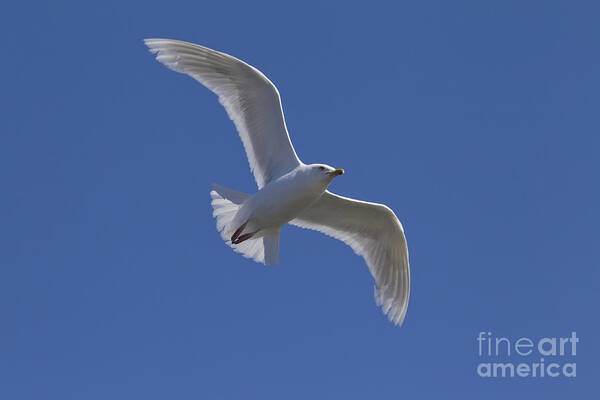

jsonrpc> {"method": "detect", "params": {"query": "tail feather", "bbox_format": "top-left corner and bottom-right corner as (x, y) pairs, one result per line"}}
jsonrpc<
(210, 184), (266, 264)
(263, 231), (280, 266)
(212, 183), (250, 205)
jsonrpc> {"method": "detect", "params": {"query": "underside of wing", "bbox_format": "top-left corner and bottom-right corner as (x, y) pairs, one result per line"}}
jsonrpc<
(290, 191), (410, 326)
(144, 38), (301, 188)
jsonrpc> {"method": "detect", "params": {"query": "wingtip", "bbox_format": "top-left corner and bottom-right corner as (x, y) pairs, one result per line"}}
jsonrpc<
(375, 284), (408, 327)
(142, 38), (157, 52)
(142, 38), (169, 51)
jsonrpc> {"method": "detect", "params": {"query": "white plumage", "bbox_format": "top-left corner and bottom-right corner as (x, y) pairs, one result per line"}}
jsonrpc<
(144, 38), (411, 326)
(144, 39), (299, 188)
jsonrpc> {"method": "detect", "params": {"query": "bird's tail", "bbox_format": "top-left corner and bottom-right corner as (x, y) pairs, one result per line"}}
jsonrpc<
(210, 184), (268, 264)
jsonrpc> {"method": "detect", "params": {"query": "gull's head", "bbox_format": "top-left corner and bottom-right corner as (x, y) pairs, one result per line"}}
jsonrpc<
(308, 164), (344, 182)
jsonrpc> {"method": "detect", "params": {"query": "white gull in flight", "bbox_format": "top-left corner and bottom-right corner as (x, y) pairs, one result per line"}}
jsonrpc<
(144, 39), (410, 325)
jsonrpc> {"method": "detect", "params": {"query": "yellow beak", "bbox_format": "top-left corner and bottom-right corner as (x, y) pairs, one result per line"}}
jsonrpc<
(333, 168), (344, 176)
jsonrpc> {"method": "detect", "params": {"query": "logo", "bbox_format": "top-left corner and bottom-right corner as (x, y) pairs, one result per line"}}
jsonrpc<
(475, 331), (578, 378)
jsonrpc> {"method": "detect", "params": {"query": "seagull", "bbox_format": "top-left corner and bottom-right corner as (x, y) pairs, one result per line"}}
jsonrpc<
(144, 39), (410, 326)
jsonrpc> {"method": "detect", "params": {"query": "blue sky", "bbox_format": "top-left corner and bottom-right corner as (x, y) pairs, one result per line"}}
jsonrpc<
(1, 0), (598, 398)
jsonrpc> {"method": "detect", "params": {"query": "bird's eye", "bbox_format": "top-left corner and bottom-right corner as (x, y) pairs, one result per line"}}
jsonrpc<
(319, 166), (325, 171)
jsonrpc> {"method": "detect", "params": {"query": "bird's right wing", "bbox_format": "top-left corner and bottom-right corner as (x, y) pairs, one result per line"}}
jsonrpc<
(144, 39), (301, 188)
(290, 191), (410, 326)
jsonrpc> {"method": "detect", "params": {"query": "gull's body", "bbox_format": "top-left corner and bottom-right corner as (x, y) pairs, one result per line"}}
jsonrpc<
(144, 39), (411, 325)
(234, 165), (340, 237)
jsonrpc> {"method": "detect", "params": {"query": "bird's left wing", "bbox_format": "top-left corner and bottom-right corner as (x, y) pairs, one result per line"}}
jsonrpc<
(289, 191), (410, 326)
(144, 39), (301, 188)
